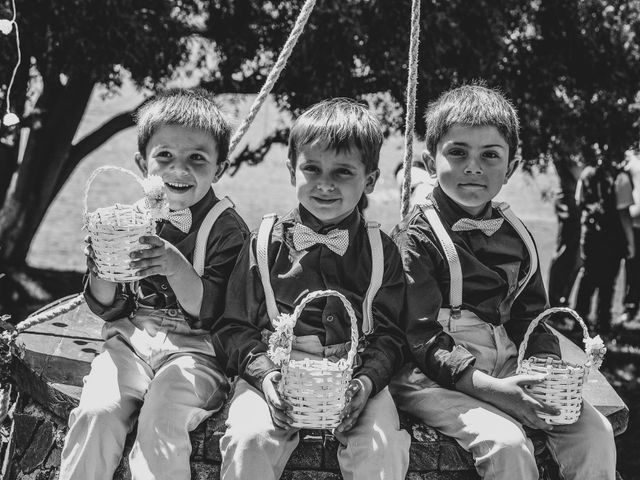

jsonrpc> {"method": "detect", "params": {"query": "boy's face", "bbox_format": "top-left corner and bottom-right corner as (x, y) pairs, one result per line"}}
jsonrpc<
(135, 124), (227, 211)
(287, 141), (379, 225)
(425, 124), (518, 216)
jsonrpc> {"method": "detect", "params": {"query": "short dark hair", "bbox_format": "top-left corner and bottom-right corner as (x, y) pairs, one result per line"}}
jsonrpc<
(135, 88), (231, 164)
(424, 83), (520, 163)
(288, 98), (383, 173)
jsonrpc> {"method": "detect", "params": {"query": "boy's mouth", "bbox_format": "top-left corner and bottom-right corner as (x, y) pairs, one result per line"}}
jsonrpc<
(165, 181), (194, 193)
(312, 196), (340, 205)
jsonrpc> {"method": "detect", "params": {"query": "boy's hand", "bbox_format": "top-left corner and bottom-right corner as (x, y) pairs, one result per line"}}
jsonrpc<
(261, 371), (294, 430)
(485, 374), (559, 431)
(335, 376), (373, 439)
(129, 235), (190, 279)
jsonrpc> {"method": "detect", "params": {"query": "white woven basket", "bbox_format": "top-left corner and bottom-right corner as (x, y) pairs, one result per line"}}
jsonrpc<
(516, 307), (606, 425)
(83, 166), (157, 282)
(268, 289), (359, 429)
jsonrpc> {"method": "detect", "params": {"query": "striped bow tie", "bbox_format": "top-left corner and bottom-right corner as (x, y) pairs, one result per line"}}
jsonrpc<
(291, 223), (349, 256)
(451, 217), (504, 236)
(166, 208), (192, 234)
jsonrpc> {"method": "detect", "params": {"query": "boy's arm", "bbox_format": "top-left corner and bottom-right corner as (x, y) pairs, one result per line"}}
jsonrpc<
(210, 235), (279, 391)
(354, 238), (408, 395)
(393, 223), (476, 388)
(192, 211), (249, 326)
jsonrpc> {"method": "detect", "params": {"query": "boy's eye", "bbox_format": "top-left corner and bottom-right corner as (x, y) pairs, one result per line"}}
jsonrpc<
(447, 148), (466, 157)
(154, 151), (172, 160)
(190, 153), (208, 162)
(483, 151), (500, 159)
(301, 164), (320, 173)
(335, 168), (354, 176)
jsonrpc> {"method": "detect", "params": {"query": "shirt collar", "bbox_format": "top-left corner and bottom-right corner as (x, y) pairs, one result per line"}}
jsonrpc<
(430, 184), (494, 226)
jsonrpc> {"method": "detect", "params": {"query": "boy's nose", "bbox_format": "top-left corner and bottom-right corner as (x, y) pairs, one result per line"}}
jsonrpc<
(464, 156), (483, 174)
(315, 182), (336, 192)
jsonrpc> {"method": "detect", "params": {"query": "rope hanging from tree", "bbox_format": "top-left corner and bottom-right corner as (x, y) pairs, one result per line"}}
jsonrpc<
(227, 0), (317, 157)
(400, 0), (422, 218)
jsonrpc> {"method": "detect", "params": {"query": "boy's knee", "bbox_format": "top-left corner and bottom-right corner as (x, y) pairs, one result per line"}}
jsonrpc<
(69, 402), (129, 436)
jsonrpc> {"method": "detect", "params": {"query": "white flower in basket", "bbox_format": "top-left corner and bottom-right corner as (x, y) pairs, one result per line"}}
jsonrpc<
(266, 289), (359, 429)
(83, 166), (168, 283)
(516, 307), (606, 425)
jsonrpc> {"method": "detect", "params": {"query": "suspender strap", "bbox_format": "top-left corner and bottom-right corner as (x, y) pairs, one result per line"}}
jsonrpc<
(421, 200), (538, 315)
(256, 216), (384, 333)
(192, 197), (234, 276)
(257, 214), (280, 322)
(362, 221), (383, 335)
(492, 201), (538, 299)
(419, 202), (463, 317)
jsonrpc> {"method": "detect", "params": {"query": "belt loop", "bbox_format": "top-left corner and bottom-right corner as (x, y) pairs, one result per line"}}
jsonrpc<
(448, 306), (461, 332)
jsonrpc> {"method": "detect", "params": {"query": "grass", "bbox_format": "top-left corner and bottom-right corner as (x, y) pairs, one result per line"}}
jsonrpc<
(26, 84), (639, 479)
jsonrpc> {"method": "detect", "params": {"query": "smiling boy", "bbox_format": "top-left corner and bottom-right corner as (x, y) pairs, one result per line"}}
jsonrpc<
(60, 88), (249, 480)
(391, 84), (616, 480)
(212, 98), (410, 480)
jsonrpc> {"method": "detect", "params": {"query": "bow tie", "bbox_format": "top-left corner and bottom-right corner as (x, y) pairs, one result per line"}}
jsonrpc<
(451, 217), (504, 236)
(291, 223), (349, 256)
(165, 208), (192, 234)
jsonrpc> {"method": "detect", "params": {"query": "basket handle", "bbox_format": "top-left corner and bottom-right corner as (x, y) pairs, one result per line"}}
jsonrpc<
(516, 306), (590, 368)
(288, 289), (360, 366)
(83, 166), (146, 216)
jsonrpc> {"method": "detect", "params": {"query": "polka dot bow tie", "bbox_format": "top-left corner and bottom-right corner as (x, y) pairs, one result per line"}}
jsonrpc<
(166, 209), (192, 234)
(451, 217), (504, 236)
(291, 223), (349, 256)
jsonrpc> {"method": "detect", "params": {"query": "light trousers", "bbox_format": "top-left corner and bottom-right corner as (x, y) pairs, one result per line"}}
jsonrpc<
(59, 308), (229, 480)
(219, 378), (410, 480)
(390, 311), (616, 480)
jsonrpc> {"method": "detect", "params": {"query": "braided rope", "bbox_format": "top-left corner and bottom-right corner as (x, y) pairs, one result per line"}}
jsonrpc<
(400, 0), (422, 218)
(15, 293), (85, 333)
(227, 0), (317, 156)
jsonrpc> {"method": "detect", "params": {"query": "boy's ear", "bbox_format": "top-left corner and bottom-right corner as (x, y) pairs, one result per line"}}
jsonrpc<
(286, 159), (296, 186)
(364, 168), (380, 194)
(134, 152), (148, 176)
(422, 150), (436, 176)
(212, 160), (229, 183)
(505, 156), (521, 183)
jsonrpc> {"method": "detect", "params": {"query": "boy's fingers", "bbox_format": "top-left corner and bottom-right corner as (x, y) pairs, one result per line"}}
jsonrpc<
(139, 235), (162, 246)
(516, 374), (547, 386)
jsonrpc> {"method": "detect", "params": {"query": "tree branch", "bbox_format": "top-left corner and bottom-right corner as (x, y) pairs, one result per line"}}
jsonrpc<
(228, 127), (289, 176)
(53, 108), (138, 195)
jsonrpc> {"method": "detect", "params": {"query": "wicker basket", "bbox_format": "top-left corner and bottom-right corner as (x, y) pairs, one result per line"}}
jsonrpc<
(267, 289), (359, 429)
(516, 307), (606, 425)
(83, 166), (159, 282)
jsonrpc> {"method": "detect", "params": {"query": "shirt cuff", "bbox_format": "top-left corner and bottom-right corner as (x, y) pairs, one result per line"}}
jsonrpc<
(436, 345), (477, 388)
(83, 281), (135, 322)
(243, 352), (280, 392)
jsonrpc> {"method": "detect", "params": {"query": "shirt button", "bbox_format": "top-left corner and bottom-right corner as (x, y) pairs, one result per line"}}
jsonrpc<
(167, 309), (177, 317)
(326, 315), (335, 323)
(160, 283), (168, 290)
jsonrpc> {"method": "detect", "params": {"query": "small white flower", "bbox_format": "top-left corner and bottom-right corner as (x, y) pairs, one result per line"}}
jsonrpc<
(141, 175), (168, 219)
(2, 112), (19, 126)
(0, 19), (13, 35)
(584, 335), (606, 370)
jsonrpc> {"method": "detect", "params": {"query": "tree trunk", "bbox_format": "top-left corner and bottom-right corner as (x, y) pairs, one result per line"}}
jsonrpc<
(0, 77), (95, 267)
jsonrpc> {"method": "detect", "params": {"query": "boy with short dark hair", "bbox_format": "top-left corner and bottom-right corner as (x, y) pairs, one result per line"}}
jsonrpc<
(212, 97), (410, 480)
(59, 88), (249, 480)
(391, 84), (616, 480)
